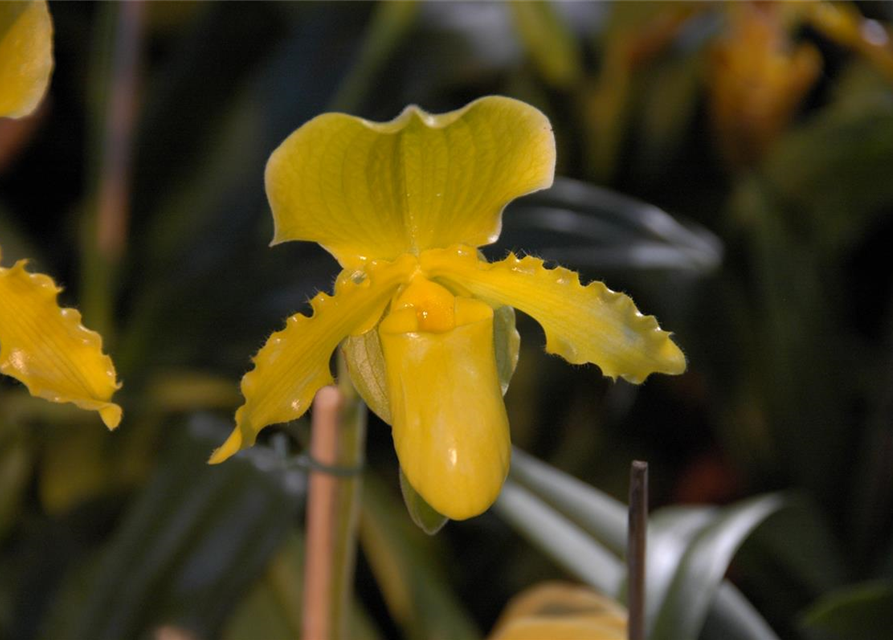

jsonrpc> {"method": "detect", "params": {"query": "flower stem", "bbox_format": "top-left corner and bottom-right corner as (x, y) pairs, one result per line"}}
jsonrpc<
(81, 0), (144, 340)
(302, 355), (367, 639)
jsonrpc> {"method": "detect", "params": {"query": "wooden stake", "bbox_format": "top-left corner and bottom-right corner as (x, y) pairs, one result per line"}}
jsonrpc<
(628, 460), (648, 640)
(302, 386), (344, 640)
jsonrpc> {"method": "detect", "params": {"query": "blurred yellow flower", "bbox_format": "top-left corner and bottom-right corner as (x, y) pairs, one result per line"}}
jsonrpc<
(707, 1), (893, 168)
(708, 2), (821, 167)
(489, 582), (627, 640)
(0, 0), (52, 119)
(0, 2), (120, 427)
(0, 247), (122, 428)
(210, 96), (685, 520)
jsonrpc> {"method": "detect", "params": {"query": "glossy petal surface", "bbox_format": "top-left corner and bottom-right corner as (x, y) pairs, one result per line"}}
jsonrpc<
(266, 96), (555, 269)
(380, 294), (510, 520)
(0, 0), (52, 119)
(0, 251), (121, 428)
(210, 255), (417, 463)
(422, 246), (686, 383)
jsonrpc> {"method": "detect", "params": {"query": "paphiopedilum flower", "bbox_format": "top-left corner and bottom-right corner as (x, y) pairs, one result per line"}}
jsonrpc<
(489, 582), (627, 640)
(0, 1), (120, 428)
(708, 3), (821, 167)
(0, 246), (122, 428)
(210, 96), (685, 520)
(0, 0), (52, 119)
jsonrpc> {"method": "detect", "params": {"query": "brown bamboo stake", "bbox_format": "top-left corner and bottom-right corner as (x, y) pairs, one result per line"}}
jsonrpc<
(96, 0), (143, 264)
(82, 0), (144, 339)
(302, 386), (343, 640)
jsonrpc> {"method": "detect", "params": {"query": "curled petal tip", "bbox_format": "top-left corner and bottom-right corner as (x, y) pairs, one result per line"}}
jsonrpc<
(665, 338), (687, 376)
(208, 428), (243, 465)
(100, 404), (122, 430)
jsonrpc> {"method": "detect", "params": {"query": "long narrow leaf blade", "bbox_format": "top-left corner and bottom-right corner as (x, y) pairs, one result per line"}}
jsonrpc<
(494, 479), (624, 595)
(503, 450), (780, 640)
(650, 494), (785, 640)
(43, 416), (305, 640)
(798, 580), (893, 640)
(702, 583), (782, 640)
(639, 507), (716, 626)
(360, 474), (481, 640)
(508, 447), (628, 554)
(498, 177), (723, 273)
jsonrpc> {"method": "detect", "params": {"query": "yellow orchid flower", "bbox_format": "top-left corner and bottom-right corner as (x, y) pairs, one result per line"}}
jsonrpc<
(0, 246), (122, 428)
(489, 582), (627, 640)
(210, 96), (685, 520)
(708, 2), (821, 167)
(0, 2), (119, 427)
(0, 0), (52, 119)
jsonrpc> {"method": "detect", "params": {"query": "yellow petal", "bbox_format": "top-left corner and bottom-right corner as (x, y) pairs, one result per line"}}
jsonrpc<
(421, 246), (686, 383)
(490, 618), (625, 640)
(0, 0), (52, 119)
(708, 3), (821, 167)
(266, 96), (555, 269)
(210, 254), (417, 464)
(490, 582), (627, 640)
(0, 251), (121, 428)
(379, 292), (510, 520)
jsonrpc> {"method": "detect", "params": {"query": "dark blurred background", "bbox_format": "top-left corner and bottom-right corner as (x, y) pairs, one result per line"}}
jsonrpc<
(2, 2), (893, 639)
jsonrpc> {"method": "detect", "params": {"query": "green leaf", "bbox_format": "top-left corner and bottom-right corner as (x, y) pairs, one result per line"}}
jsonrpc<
(702, 584), (784, 640)
(223, 532), (304, 640)
(638, 507), (716, 620)
(502, 450), (782, 640)
(494, 478), (624, 595)
(360, 474), (481, 640)
(732, 501), (847, 610)
(223, 531), (382, 640)
(399, 467), (448, 536)
(41, 416), (306, 640)
(0, 204), (42, 266)
(328, 1), (420, 113)
(499, 177), (722, 273)
(601, 1), (687, 33)
(0, 420), (29, 541)
(799, 581), (893, 640)
(649, 494), (785, 640)
(633, 51), (705, 184)
(509, 1), (583, 89)
(763, 98), (893, 256)
(507, 447), (628, 554)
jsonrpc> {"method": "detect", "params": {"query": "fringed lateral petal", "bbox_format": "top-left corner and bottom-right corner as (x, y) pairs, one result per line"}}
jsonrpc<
(421, 246), (686, 384)
(0, 255), (121, 428)
(209, 254), (417, 463)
